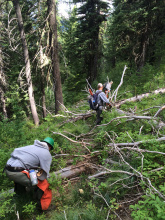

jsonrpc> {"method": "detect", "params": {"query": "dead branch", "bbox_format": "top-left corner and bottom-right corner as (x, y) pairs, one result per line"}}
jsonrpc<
(52, 131), (91, 146)
(111, 65), (127, 102)
(115, 108), (165, 129)
(53, 154), (88, 158)
(93, 189), (110, 208)
(53, 163), (98, 179)
(63, 130), (95, 140)
(105, 134), (165, 200)
(108, 137), (165, 148)
(118, 195), (143, 205)
(61, 104), (93, 117)
(53, 151), (101, 160)
(98, 113), (165, 130)
(6, 8), (21, 52)
(149, 167), (164, 173)
(146, 177), (165, 200)
(154, 105), (165, 117)
(88, 169), (134, 179)
(99, 115), (155, 127)
(60, 112), (94, 125)
(115, 88), (165, 108)
(53, 164), (86, 179)
(140, 106), (161, 112)
(120, 147), (165, 156)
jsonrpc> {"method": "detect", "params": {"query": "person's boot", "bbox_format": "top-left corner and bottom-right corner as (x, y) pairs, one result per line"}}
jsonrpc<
(14, 182), (26, 195)
(96, 117), (103, 125)
(96, 109), (103, 125)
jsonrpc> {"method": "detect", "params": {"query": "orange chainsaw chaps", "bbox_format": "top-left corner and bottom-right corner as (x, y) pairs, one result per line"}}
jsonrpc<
(21, 170), (52, 210)
(37, 179), (52, 210)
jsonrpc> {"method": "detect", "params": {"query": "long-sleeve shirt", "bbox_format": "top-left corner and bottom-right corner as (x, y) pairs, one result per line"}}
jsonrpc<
(7, 140), (52, 178)
(96, 90), (110, 106)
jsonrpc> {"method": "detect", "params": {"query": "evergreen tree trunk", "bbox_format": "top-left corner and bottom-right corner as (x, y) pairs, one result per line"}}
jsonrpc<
(39, 45), (47, 118)
(41, 69), (47, 118)
(13, 0), (39, 125)
(137, 25), (149, 71)
(74, 0), (108, 83)
(91, 32), (99, 81)
(0, 47), (7, 119)
(47, 0), (63, 114)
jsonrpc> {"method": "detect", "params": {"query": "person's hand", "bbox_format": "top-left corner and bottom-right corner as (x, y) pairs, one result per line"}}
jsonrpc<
(107, 103), (112, 109)
(37, 169), (43, 177)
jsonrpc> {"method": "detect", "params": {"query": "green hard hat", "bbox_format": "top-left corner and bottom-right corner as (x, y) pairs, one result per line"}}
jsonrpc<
(43, 137), (54, 149)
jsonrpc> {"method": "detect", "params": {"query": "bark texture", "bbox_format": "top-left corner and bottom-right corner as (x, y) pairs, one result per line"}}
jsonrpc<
(54, 164), (86, 179)
(39, 45), (47, 118)
(47, 0), (63, 114)
(114, 88), (165, 108)
(13, 0), (39, 125)
(0, 47), (7, 119)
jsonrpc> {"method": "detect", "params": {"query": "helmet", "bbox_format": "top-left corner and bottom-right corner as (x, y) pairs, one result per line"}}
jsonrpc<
(43, 137), (54, 149)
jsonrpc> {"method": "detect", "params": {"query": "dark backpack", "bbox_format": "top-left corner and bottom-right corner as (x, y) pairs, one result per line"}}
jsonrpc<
(88, 91), (101, 110)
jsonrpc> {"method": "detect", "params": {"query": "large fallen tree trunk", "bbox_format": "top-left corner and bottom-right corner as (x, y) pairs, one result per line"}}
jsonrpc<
(115, 88), (165, 108)
(53, 162), (99, 179)
(53, 164), (87, 179)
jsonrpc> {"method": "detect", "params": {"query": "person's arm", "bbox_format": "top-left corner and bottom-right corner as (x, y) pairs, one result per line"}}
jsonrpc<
(39, 153), (52, 179)
(99, 92), (110, 104)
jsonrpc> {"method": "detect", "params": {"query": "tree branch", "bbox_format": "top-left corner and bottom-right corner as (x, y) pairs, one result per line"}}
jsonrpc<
(154, 105), (165, 117)
(111, 65), (127, 102)
(52, 131), (91, 146)
(108, 137), (165, 148)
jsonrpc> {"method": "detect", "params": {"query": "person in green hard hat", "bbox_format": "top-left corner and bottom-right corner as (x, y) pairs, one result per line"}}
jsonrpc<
(4, 137), (54, 210)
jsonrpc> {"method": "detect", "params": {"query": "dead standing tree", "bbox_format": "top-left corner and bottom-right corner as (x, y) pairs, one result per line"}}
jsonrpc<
(0, 7), (8, 119)
(12, 0), (39, 126)
(111, 65), (127, 103)
(0, 47), (8, 119)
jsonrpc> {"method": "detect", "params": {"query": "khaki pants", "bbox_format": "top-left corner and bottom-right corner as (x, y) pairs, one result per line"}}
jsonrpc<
(5, 169), (31, 187)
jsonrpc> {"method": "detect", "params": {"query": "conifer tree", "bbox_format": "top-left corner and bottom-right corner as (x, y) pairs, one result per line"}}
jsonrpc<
(74, 0), (108, 82)
(105, 0), (165, 71)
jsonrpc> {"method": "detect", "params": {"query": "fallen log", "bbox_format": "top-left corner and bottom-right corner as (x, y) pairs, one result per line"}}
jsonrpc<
(53, 164), (86, 179)
(100, 114), (165, 129)
(53, 162), (98, 179)
(115, 88), (165, 108)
